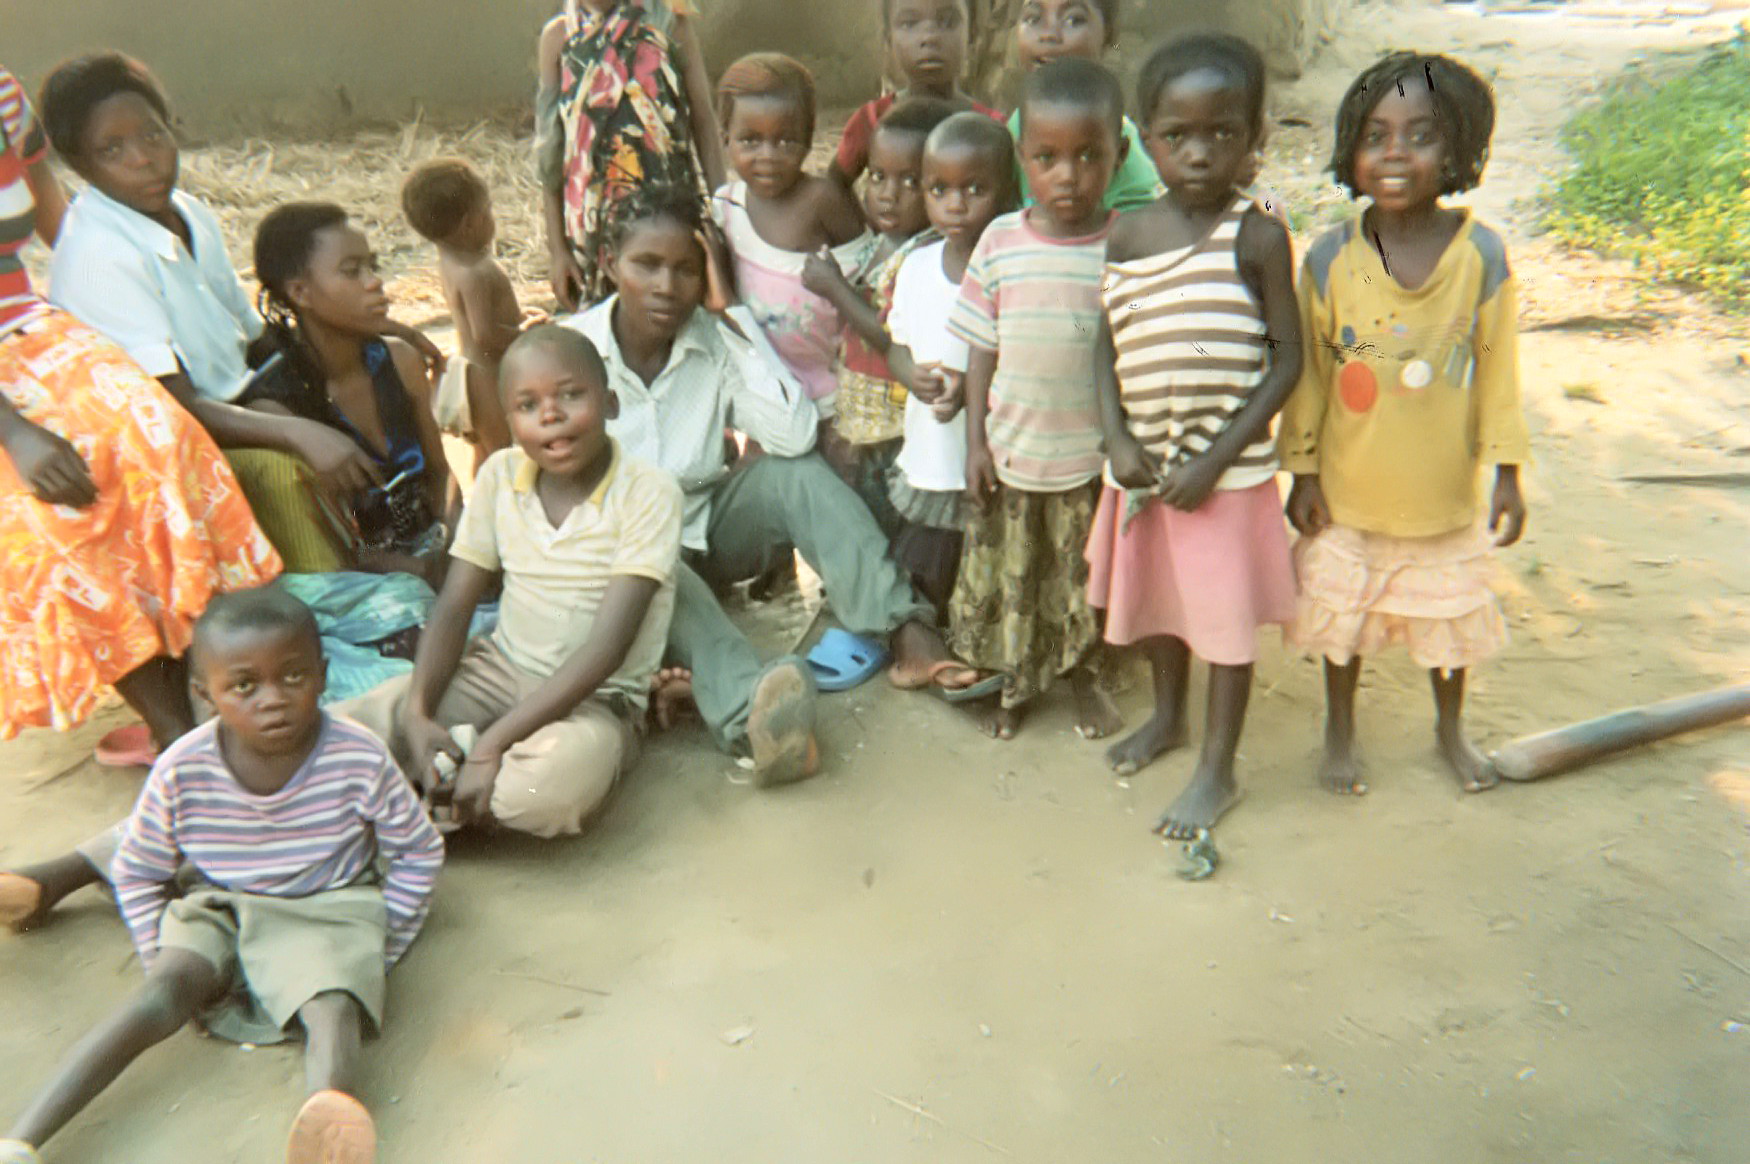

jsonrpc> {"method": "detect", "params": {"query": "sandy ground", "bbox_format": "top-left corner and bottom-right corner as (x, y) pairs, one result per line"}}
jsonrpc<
(5, 2), (1750, 1160)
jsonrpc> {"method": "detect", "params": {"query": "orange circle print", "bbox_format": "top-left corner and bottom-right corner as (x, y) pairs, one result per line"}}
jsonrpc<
(1338, 361), (1377, 413)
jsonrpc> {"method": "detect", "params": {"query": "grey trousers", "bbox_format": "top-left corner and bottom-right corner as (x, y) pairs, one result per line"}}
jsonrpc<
(669, 454), (933, 751)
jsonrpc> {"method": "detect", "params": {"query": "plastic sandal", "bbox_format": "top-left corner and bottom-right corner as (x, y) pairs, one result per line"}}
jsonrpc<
(805, 628), (889, 693)
(95, 722), (158, 768)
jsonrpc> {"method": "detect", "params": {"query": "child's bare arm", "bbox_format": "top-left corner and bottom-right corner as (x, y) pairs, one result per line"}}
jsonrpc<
(814, 177), (868, 247)
(457, 264), (524, 368)
(451, 574), (661, 824)
(962, 346), (999, 502)
(801, 249), (890, 352)
(1095, 312), (1159, 489)
(672, 14), (728, 190)
(401, 559), (496, 790)
(1162, 209), (1302, 512)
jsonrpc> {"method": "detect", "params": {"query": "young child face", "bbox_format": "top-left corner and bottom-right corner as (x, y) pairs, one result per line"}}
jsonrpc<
(502, 343), (616, 480)
(1015, 0), (1109, 71)
(73, 91), (180, 217)
(288, 224), (391, 336)
(196, 625), (326, 759)
(611, 216), (707, 341)
(1144, 69), (1257, 211)
(923, 142), (1008, 253)
(1353, 82), (1447, 213)
(887, 0), (969, 93)
(1019, 102), (1119, 235)
(865, 127), (929, 239)
(724, 94), (812, 200)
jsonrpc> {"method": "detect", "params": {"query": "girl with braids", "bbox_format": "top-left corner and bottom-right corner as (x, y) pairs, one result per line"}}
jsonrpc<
(1278, 52), (1530, 797)
(242, 203), (454, 584)
(535, 0), (728, 311)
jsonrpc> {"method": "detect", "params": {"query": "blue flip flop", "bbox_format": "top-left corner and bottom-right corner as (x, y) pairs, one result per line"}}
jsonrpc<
(806, 627), (889, 693)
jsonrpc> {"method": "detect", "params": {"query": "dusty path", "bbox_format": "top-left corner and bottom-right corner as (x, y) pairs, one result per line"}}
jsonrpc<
(3, 3), (1748, 1161)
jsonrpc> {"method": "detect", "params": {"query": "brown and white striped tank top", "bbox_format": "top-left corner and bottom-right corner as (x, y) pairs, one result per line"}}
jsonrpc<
(1101, 195), (1277, 492)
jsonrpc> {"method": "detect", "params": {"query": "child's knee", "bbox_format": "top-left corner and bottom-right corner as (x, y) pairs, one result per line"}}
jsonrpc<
(488, 715), (627, 838)
(138, 952), (224, 1029)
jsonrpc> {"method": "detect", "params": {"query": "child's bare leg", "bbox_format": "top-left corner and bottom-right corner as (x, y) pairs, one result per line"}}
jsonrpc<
(1431, 667), (1497, 792)
(299, 992), (365, 1098)
(1319, 656), (1367, 795)
(1155, 663), (1251, 838)
(0, 852), (106, 932)
(1107, 636), (1191, 776)
(5, 950), (223, 1148)
(1069, 663), (1121, 741)
(111, 656), (195, 752)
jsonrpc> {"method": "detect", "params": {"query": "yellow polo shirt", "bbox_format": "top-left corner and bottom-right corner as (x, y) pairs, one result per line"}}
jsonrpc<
(451, 441), (683, 710)
(1278, 211), (1531, 538)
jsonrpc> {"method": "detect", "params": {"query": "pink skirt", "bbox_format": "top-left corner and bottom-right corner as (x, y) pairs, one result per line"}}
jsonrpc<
(1287, 523), (1507, 671)
(1085, 482), (1296, 665)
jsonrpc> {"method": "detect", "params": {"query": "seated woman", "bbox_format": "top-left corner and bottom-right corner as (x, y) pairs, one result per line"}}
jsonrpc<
(0, 64), (280, 757)
(246, 203), (454, 585)
(40, 53), (440, 574)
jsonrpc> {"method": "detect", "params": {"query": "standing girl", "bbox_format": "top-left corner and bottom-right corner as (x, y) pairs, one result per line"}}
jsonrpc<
(1088, 35), (1301, 838)
(536, 0), (728, 310)
(246, 203), (456, 585)
(1279, 52), (1529, 796)
(942, 59), (1128, 741)
(713, 52), (872, 464)
(829, 0), (1000, 187)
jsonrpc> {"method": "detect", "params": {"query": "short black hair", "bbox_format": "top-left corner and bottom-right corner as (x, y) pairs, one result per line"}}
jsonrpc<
(191, 587), (321, 671)
(875, 96), (961, 147)
(881, 0), (970, 33)
(603, 182), (708, 256)
(501, 325), (610, 398)
(1019, 57), (1124, 138)
(1331, 51), (1497, 197)
(925, 111), (1020, 205)
(401, 157), (490, 244)
(1136, 33), (1268, 135)
(39, 52), (172, 160)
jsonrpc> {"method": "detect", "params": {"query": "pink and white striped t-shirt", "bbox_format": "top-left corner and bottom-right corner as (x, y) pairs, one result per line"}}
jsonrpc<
(110, 714), (445, 968)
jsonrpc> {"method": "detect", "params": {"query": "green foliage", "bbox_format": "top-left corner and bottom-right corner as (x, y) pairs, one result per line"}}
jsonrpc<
(1547, 28), (1750, 309)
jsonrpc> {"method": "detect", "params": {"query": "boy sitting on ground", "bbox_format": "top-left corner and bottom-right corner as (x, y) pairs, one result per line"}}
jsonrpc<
(339, 325), (683, 838)
(0, 588), (445, 1164)
(401, 157), (521, 467)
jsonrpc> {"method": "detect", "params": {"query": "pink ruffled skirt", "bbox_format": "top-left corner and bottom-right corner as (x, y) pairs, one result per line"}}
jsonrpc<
(1288, 523), (1507, 671)
(1085, 482), (1296, 666)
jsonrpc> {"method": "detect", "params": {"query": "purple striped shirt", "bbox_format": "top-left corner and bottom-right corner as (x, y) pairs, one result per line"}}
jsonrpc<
(111, 714), (444, 968)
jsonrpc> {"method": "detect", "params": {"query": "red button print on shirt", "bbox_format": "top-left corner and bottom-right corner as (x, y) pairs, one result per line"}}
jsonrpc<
(1338, 360), (1378, 413)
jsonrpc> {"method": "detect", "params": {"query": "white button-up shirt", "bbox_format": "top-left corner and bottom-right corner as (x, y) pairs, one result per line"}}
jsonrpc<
(49, 186), (262, 402)
(564, 298), (818, 551)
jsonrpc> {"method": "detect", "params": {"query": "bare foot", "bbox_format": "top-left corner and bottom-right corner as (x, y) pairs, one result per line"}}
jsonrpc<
(0, 873), (47, 933)
(1070, 671), (1122, 740)
(1318, 739), (1368, 796)
(886, 620), (952, 688)
(1105, 712), (1188, 776)
(1153, 765), (1244, 839)
(286, 1090), (376, 1164)
(648, 667), (696, 732)
(1438, 726), (1498, 793)
(979, 703), (1025, 741)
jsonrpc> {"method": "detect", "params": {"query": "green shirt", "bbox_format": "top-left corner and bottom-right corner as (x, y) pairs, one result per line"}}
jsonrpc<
(1007, 111), (1165, 212)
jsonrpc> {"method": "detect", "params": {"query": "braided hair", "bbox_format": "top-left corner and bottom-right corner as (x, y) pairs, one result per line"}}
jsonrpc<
(1330, 51), (1496, 198)
(603, 182), (709, 258)
(252, 201), (350, 395)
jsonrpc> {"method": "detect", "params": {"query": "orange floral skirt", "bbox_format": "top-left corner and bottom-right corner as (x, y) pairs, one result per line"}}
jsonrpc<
(0, 311), (282, 737)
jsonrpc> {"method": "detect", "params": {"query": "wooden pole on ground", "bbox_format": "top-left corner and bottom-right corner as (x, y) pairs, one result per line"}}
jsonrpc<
(1491, 683), (1750, 782)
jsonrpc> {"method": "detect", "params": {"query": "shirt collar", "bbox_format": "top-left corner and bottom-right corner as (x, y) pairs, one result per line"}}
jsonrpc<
(511, 438), (621, 508)
(576, 295), (717, 387)
(81, 185), (195, 261)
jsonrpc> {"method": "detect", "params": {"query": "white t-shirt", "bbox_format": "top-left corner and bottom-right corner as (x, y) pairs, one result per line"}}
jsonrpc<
(888, 241), (970, 493)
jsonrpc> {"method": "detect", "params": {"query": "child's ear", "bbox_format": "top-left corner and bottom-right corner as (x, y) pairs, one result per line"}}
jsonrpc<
(602, 386), (621, 421)
(1115, 130), (1131, 167)
(315, 655), (329, 699)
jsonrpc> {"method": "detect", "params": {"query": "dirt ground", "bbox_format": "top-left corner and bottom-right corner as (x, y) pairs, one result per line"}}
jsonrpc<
(5, 2), (1749, 1161)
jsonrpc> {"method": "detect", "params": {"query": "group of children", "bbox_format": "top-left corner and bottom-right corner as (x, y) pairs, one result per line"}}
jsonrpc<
(0, 1), (1533, 1160)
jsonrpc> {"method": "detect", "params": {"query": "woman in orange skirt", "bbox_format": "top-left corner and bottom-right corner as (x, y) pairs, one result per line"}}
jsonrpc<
(0, 65), (280, 750)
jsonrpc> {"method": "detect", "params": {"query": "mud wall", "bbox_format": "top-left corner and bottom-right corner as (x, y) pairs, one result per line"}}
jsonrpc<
(2, 0), (1350, 131)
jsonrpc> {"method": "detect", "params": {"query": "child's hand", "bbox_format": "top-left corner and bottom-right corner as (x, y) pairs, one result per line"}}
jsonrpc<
(909, 362), (945, 403)
(1107, 433), (1163, 491)
(697, 225), (738, 314)
(1161, 452), (1224, 512)
(964, 442), (999, 506)
(1489, 464), (1527, 546)
(453, 744), (505, 828)
(931, 371), (965, 423)
(548, 247), (587, 313)
(1285, 474), (1332, 537)
(520, 306), (554, 331)
(801, 247), (848, 301)
(403, 713), (464, 799)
